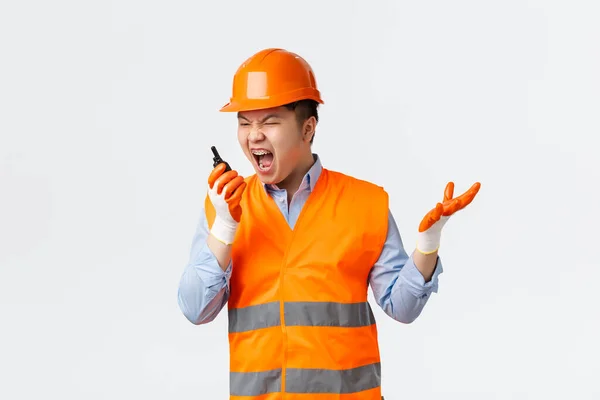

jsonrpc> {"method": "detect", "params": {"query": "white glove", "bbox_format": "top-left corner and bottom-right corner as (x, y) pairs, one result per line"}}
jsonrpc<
(207, 163), (246, 245)
(417, 210), (450, 254)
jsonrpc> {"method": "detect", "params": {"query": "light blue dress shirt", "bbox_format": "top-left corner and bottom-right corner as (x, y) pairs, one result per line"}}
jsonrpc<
(178, 154), (443, 325)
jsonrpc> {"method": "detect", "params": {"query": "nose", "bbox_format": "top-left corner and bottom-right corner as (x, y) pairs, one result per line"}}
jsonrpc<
(248, 125), (265, 142)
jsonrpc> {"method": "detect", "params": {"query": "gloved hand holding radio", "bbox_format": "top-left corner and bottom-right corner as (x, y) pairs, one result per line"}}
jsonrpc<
(206, 161), (246, 245)
(416, 181), (481, 254)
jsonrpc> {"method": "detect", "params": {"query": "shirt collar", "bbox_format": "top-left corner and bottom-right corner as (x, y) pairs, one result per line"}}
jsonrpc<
(262, 153), (322, 192)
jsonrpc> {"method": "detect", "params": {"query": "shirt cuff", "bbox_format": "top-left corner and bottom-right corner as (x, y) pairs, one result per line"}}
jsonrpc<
(398, 255), (443, 298)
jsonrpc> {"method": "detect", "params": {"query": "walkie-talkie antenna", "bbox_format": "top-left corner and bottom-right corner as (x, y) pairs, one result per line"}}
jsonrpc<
(211, 146), (232, 172)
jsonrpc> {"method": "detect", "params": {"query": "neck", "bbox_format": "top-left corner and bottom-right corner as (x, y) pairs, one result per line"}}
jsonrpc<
(276, 152), (315, 196)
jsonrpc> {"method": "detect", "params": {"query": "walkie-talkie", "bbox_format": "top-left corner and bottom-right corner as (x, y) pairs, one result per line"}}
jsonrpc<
(211, 146), (232, 172)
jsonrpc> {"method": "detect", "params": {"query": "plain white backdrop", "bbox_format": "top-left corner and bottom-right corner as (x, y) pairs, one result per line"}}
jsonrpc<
(1, 0), (598, 399)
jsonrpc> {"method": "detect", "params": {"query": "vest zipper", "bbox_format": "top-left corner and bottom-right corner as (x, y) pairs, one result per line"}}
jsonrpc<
(278, 260), (288, 396)
(278, 221), (297, 396)
(266, 171), (326, 397)
(278, 230), (301, 396)
(276, 194), (320, 397)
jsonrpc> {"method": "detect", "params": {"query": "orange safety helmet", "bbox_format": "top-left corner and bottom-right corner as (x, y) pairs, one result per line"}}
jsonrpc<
(219, 48), (324, 112)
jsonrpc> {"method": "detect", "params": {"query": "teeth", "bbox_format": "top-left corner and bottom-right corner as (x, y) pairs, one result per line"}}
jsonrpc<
(251, 150), (271, 155)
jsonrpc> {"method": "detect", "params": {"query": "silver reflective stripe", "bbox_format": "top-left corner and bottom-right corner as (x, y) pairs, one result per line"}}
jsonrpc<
(230, 369), (282, 396)
(284, 301), (375, 327)
(229, 301), (376, 332)
(228, 301), (280, 333)
(286, 362), (381, 394)
(230, 364), (380, 395)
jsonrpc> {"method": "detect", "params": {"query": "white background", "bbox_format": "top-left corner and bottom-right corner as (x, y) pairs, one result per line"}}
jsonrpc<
(1, 0), (599, 399)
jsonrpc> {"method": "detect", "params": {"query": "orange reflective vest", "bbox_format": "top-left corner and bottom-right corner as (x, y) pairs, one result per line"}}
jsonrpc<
(209, 168), (389, 399)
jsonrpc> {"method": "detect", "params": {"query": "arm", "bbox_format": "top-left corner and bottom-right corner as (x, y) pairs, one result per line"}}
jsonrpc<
(177, 208), (232, 325)
(369, 210), (443, 324)
(413, 249), (439, 282)
(177, 162), (247, 325)
(370, 181), (481, 323)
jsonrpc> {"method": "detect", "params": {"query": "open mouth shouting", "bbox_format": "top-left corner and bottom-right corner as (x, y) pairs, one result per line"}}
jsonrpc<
(251, 149), (274, 173)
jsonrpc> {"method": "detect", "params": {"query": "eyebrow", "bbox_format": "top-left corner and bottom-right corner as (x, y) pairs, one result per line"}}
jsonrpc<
(237, 113), (281, 123)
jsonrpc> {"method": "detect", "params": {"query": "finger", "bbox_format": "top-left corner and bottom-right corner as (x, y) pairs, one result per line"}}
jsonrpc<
(228, 181), (247, 204)
(222, 176), (245, 199)
(443, 198), (462, 216)
(228, 182), (247, 222)
(230, 203), (243, 223)
(418, 202), (444, 232)
(215, 170), (239, 194)
(208, 163), (227, 187)
(443, 182), (481, 215)
(443, 182), (454, 202)
(455, 182), (481, 208)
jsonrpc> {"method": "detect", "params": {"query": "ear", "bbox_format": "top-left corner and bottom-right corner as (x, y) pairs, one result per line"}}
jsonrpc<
(302, 116), (317, 143)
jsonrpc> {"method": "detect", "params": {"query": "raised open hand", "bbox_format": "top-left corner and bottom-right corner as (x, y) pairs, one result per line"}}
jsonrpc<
(419, 182), (481, 232)
(416, 181), (481, 254)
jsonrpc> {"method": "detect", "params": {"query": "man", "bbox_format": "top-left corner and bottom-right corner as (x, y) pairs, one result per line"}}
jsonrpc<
(178, 48), (480, 399)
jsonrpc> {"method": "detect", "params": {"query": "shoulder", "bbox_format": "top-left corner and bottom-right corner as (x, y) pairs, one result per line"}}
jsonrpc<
(324, 169), (388, 197)
(323, 169), (389, 244)
(322, 169), (389, 217)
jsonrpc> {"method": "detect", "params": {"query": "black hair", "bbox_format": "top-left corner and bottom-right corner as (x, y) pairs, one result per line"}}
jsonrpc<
(282, 99), (319, 144)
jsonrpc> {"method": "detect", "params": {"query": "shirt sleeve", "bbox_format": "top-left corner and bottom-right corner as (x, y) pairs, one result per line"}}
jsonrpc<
(368, 209), (444, 323)
(177, 207), (232, 325)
